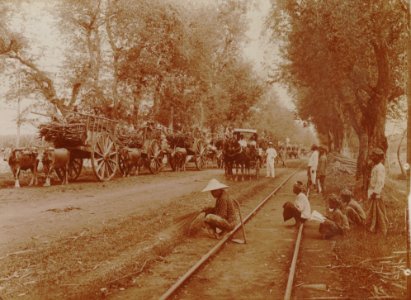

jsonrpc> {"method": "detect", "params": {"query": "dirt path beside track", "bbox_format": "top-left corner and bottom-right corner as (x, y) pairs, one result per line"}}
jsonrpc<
(0, 162), (301, 299)
(110, 170), (306, 300)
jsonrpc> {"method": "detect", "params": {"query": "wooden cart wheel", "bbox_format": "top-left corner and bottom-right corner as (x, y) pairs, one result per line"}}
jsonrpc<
(91, 133), (118, 181)
(148, 140), (162, 174)
(194, 140), (206, 171)
(55, 158), (83, 182)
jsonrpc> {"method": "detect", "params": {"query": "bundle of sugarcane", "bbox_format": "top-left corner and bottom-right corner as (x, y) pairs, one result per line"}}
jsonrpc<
(118, 131), (144, 148)
(166, 133), (191, 148)
(39, 122), (87, 147)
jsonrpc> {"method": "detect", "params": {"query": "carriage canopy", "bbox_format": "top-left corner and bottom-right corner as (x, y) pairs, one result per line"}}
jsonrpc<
(233, 128), (257, 134)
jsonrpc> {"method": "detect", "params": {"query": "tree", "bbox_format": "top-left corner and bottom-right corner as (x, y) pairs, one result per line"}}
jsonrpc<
(267, 0), (407, 190)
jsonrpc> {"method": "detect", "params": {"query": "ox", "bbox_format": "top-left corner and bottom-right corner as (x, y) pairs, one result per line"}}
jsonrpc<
(38, 148), (70, 186)
(3, 147), (39, 188)
(119, 147), (141, 176)
(172, 147), (187, 172)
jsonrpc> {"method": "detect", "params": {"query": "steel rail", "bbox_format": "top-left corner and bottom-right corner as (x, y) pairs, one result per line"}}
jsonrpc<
(159, 167), (302, 300)
(284, 223), (304, 300)
(284, 187), (310, 300)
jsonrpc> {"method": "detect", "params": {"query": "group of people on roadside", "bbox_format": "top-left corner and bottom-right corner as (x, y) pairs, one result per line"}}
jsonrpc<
(195, 144), (387, 241)
(282, 146), (387, 238)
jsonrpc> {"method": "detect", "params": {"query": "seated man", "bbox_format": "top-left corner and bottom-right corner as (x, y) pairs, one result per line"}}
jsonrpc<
(238, 134), (247, 148)
(340, 189), (366, 227)
(201, 178), (237, 239)
(319, 194), (350, 239)
(225, 126), (234, 139)
(283, 181), (311, 226)
(250, 133), (257, 147)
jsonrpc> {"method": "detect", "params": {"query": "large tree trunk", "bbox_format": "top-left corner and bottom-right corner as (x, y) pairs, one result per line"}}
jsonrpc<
(354, 132), (369, 200)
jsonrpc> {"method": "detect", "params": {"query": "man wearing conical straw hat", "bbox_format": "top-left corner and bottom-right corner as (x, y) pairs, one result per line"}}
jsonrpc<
(201, 178), (237, 239)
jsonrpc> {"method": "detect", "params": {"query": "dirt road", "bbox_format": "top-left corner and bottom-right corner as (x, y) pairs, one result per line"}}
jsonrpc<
(0, 168), (226, 254)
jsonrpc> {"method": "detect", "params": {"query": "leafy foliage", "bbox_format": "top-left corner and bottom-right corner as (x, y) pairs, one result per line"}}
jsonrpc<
(267, 0), (407, 185)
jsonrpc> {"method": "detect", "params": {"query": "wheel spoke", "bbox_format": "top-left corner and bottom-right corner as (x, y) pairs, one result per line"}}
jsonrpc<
(106, 160), (114, 174)
(109, 158), (117, 168)
(96, 159), (104, 174)
(95, 157), (104, 164)
(105, 141), (114, 156)
(94, 149), (104, 159)
(108, 151), (117, 158)
(99, 162), (106, 178)
(96, 141), (104, 156)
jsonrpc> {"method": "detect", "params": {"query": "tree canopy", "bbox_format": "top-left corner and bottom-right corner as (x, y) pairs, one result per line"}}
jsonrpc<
(0, 0), (312, 146)
(267, 0), (407, 186)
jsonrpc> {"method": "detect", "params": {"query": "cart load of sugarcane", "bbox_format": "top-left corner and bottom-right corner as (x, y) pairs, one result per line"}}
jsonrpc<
(166, 132), (194, 149)
(117, 128), (144, 148)
(38, 121), (87, 148)
(37, 110), (118, 148)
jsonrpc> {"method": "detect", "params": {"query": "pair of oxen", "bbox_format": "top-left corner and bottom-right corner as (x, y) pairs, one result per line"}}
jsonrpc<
(118, 141), (187, 176)
(1, 147), (70, 188)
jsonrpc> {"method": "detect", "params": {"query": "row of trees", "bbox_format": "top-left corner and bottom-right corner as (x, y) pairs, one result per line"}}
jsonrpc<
(0, 0), (267, 133)
(267, 0), (407, 187)
(0, 0), (317, 151)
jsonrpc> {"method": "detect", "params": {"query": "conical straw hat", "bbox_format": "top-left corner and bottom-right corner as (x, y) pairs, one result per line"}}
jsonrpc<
(201, 178), (229, 192)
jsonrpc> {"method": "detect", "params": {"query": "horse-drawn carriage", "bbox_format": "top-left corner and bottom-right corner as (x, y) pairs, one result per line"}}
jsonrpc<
(223, 128), (261, 180)
(39, 111), (162, 182)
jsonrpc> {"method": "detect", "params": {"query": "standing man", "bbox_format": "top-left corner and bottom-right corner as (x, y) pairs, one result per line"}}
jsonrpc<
(202, 178), (237, 239)
(307, 144), (319, 191)
(316, 146), (328, 193)
(366, 148), (387, 235)
(265, 142), (277, 178)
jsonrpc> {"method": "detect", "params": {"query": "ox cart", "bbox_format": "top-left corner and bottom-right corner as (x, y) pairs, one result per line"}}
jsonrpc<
(39, 111), (162, 182)
(165, 131), (207, 171)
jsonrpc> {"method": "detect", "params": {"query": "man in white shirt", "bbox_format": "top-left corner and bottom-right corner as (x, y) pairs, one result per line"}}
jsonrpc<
(307, 144), (319, 191)
(366, 148), (387, 235)
(238, 134), (247, 148)
(283, 181), (311, 226)
(265, 142), (277, 178)
(368, 150), (385, 200)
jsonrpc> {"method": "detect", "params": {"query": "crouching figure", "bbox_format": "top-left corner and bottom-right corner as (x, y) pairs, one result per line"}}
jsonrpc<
(319, 194), (350, 239)
(340, 189), (366, 227)
(201, 178), (237, 239)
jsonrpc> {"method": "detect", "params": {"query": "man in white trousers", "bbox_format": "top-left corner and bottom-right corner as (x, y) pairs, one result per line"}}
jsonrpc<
(307, 144), (319, 191)
(265, 142), (277, 178)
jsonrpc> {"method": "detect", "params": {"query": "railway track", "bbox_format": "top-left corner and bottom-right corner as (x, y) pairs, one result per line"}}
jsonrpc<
(158, 166), (307, 300)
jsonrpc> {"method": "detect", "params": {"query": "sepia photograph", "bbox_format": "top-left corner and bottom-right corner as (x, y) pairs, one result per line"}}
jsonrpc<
(0, 0), (408, 299)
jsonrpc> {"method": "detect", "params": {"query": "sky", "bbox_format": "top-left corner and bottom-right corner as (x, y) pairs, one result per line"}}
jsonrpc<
(0, 0), (291, 136)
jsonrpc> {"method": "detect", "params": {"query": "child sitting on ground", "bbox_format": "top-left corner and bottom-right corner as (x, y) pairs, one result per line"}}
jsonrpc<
(283, 181), (311, 226)
(319, 194), (350, 239)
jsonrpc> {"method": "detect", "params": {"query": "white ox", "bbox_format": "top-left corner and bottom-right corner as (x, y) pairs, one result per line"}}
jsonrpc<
(37, 148), (70, 187)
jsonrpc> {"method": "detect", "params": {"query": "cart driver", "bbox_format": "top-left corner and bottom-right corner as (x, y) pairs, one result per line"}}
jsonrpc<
(238, 134), (247, 148)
